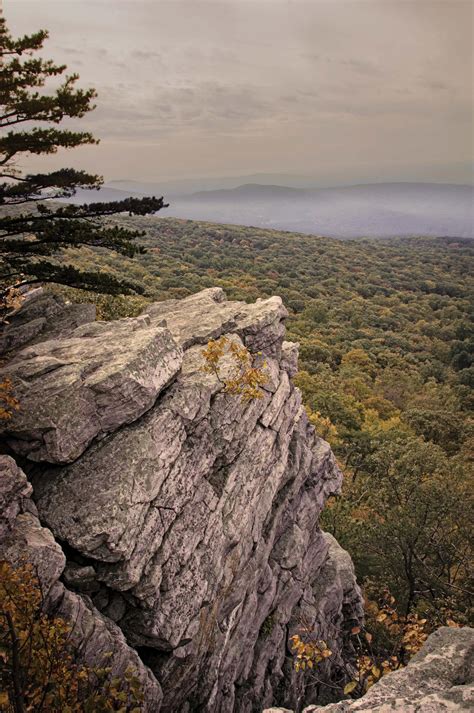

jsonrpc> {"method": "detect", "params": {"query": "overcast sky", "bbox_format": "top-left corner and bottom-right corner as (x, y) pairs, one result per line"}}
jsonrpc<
(4, 0), (474, 186)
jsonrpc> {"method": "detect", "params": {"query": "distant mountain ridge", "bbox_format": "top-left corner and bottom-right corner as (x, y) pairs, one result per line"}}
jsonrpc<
(64, 186), (145, 204)
(183, 181), (472, 203)
(65, 181), (474, 239)
(168, 182), (474, 239)
(188, 183), (307, 201)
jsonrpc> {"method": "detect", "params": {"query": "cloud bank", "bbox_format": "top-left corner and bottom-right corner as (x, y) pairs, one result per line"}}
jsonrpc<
(5, 0), (473, 184)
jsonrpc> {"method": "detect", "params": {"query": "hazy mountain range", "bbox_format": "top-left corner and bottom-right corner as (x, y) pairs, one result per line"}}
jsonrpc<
(65, 181), (474, 239)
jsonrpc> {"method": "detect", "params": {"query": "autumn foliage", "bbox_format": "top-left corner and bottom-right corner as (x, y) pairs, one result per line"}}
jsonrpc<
(59, 217), (472, 630)
(290, 587), (462, 700)
(0, 379), (19, 422)
(0, 561), (144, 712)
(202, 336), (268, 401)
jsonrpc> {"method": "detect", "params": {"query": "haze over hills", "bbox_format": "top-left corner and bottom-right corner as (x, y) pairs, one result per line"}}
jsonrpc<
(67, 181), (474, 239)
(107, 174), (318, 196)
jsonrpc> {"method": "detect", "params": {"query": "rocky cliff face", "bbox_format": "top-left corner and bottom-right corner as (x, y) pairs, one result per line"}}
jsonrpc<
(0, 288), (364, 712)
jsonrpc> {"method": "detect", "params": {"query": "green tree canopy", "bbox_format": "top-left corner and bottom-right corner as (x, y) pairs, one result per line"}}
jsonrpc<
(0, 15), (168, 305)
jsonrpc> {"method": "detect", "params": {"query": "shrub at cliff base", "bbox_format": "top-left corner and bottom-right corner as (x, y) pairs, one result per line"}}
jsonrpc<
(0, 561), (144, 713)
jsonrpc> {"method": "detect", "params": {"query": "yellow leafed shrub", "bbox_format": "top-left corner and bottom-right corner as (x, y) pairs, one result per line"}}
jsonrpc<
(202, 336), (268, 402)
(0, 561), (144, 712)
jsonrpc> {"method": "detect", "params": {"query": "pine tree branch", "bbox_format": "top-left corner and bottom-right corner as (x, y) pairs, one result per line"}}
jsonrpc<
(0, 15), (169, 297)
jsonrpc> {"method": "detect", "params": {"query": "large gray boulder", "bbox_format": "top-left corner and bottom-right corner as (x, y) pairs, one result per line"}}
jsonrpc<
(1, 288), (364, 712)
(142, 286), (288, 354)
(0, 288), (96, 355)
(0, 312), (182, 463)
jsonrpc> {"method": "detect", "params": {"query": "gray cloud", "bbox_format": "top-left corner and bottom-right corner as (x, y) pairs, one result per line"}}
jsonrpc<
(4, 0), (473, 184)
(131, 49), (164, 63)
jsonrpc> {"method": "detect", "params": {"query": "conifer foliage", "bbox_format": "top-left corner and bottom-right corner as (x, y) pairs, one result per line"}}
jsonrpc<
(0, 15), (167, 305)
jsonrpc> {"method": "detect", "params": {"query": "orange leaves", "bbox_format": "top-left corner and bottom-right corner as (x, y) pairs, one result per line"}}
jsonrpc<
(0, 560), (79, 711)
(401, 615), (428, 655)
(339, 589), (439, 699)
(343, 681), (357, 695)
(202, 336), (268, 402)
(290, 632), (333, 673)
(0, 560), (144, 711)
(201, 335), (227, 372)
(447, 619), (461, 628)
(0, 378), (19, 422)
(367, 591), (428, 657)
(344, 651), (398, 695)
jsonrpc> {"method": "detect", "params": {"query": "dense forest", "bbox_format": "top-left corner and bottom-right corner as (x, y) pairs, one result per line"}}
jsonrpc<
(51, 216), (473, 632)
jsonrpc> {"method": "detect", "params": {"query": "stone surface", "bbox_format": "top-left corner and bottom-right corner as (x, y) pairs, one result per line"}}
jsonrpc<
(0, 288), (96, 356)
(142, 287), (288, 356)
(0, 454), (32, 539)
(1, 288), (364, 712)
(0, 310), (182, 463)
(266, 626), (474, 712)
(0, 454), (162, 710)
(63, 563), (100, 593)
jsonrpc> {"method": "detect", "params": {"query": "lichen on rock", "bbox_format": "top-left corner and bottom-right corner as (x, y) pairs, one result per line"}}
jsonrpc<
(0, 288), (365, 712)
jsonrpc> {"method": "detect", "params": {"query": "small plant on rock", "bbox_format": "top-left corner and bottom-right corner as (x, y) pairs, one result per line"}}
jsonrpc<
(290, 632), (333, 673)
(0, 379), (19, 422)
(202, 336), (268, 402)
(341, 590), (430, 696)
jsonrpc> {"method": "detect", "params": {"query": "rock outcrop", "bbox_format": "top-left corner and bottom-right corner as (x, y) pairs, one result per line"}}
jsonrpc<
(265, 625), (474, 712)
(0, 287), (96, 355)
(0, 288), (364, 712)
(0, 454), (163, 708)
(1, 312), (182, 463)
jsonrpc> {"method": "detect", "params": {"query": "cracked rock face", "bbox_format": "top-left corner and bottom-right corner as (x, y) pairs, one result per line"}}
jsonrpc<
(0, 314), (182, 463)
(0, 288), (364, 712)
(0, 288), (96, 355)
(0, 454), (163, 709)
